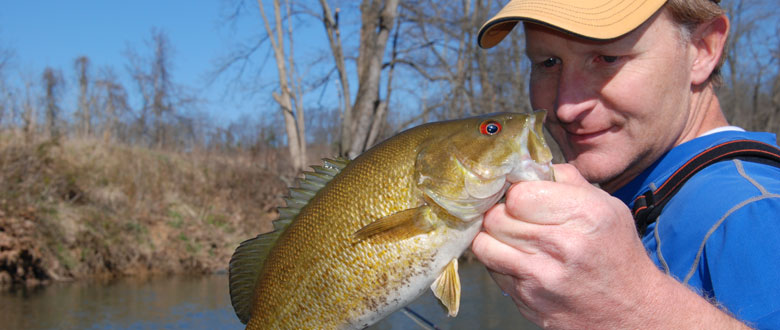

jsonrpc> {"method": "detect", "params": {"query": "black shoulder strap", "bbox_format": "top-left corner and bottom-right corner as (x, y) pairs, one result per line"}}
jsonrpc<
(632, 139), (780, 236)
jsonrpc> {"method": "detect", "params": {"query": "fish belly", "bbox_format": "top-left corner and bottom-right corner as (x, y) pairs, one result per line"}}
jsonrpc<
(344, 218), (483, 329)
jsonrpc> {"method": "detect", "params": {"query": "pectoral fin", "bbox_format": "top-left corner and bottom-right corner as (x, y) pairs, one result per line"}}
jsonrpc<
(431, 258), (461, 317)
(352, 206), (434, 243)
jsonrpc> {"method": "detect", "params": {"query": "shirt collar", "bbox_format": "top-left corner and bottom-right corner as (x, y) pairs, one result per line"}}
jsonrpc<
(612, 130), (777, 208)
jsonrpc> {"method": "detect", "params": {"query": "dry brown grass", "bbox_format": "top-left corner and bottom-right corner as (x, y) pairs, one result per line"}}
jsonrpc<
(0, 133), (291, 289)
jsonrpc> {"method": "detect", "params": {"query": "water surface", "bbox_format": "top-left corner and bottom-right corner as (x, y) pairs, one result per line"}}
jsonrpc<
(0, 262), (539, 329)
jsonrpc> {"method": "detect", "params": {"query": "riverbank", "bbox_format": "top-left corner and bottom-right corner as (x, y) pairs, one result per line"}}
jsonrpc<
(0, 136), (290, 289)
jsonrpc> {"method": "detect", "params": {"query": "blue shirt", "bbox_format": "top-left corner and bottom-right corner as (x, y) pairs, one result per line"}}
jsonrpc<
(613, 130), (780, 328)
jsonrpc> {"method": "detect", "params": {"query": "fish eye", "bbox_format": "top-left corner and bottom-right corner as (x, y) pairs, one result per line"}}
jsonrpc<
(479, 120), (502, 136)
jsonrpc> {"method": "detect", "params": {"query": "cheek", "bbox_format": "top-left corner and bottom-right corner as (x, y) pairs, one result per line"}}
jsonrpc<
(601, 54), (690, 116)
(529, 74), (557, 110)
(598, 67), (666, 124)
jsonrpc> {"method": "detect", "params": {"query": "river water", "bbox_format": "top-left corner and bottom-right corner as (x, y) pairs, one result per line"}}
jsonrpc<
(0, 262), (539, 329)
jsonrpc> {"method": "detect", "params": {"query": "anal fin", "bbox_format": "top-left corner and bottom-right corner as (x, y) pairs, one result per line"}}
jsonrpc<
(431, 258), (461, 317)
(352, 206), (434, 243)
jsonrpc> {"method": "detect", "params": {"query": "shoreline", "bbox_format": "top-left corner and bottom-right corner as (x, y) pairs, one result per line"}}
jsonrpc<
(0, 137), (287, 291)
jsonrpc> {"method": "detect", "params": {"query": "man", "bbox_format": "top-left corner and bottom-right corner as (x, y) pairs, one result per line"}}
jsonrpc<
(470, 0), (780, 328)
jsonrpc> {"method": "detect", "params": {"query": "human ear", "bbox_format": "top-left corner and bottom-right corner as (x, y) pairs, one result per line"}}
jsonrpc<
(689, 15), (729, 85)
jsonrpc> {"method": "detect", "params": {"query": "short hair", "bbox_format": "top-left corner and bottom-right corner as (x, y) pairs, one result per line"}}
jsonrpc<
(664, 0), (727, 86)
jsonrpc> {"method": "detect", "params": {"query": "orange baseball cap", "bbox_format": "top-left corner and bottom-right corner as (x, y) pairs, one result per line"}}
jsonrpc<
(478, 0), (668, 48)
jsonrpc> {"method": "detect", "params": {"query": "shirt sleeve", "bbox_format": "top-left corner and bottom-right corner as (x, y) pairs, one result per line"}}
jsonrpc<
(703, 196), (780, 327)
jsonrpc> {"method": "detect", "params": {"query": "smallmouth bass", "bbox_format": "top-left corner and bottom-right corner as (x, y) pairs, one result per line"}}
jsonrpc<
(229, 111), (554, 329)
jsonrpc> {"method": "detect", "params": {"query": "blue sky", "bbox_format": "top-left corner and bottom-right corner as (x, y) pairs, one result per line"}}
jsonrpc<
(1, 0), (315, 124)
(6, 1), (776, 131)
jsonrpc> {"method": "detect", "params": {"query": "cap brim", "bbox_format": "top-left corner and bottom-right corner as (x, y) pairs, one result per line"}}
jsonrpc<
(478, 0), (667, 48)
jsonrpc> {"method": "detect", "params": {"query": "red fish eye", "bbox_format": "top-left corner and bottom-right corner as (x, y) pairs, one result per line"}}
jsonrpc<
(479, 120), (501, 136)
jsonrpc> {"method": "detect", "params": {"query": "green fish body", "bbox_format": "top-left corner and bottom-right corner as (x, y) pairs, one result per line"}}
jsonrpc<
(229, 111), (554, 329)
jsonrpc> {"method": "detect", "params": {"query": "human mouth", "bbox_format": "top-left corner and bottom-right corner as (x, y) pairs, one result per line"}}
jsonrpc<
(567, 128), (611, 144)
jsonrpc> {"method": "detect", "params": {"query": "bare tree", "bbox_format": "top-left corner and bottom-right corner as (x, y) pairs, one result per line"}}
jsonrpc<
(215, 0), (402, 162)
(126, 46), (152, 145)
(397, 0), (531, 121)
(318, 2), (352, 154)
(125, 29), (195, 149)
(150, 31), (174, 148)
(319, 0), (400, 158)
(42, 67), (64, 139)
(95, 67), (129, 144)
(21, 77), (37, 143)
(719, 0), (778, 131)
(0, 45), (14, 127)
(74, 56), (92, 138)
(256, 0), (307, 171)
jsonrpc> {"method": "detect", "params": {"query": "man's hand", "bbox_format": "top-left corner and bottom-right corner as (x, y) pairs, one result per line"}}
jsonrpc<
(471, 164), (748, 329)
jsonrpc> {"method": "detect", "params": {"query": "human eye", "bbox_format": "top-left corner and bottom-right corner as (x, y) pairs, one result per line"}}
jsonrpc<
(541, 57), (561, 68)
(595, 55), (622, 65)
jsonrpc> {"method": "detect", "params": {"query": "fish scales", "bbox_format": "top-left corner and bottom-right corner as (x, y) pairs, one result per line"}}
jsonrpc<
(231, 111), (555, 329)
(253, 125), (438, 328)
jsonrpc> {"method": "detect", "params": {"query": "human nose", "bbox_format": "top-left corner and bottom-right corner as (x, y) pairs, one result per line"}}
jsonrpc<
(553, 66), (596, 124)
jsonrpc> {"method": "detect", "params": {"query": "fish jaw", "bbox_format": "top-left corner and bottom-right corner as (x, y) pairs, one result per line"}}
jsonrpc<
(482, 110), (553, 184)
(507, 110), (554, 183)
(506, 153), (554, 182)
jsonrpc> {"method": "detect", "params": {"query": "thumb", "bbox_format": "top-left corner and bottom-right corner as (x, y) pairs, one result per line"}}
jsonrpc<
(551, 163), (591, 187)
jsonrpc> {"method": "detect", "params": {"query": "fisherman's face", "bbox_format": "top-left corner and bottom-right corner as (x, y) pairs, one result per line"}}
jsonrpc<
(525, 10), (696, 192)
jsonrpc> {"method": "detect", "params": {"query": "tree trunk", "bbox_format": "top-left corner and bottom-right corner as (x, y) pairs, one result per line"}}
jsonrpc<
(319, 1), (353, 156)
(343, 0), (400, 159)
(42, 67), (61, 140)
(75, 56), (91, 138)
(22, 80), (36, 144)
(258, 0), (307, 172)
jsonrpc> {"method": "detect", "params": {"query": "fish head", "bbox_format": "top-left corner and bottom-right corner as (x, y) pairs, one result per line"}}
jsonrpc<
(415, 110), (554, 222)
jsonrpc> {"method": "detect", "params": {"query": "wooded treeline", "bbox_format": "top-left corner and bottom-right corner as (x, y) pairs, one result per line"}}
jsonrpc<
(1, 0), (778, 172)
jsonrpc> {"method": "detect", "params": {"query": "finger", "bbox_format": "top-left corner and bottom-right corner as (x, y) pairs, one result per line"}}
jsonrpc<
(503, 175), (601, 226)
(550, 163), (591, 187)
(482, 203), (550, 252)
(471, 231), (532, 277)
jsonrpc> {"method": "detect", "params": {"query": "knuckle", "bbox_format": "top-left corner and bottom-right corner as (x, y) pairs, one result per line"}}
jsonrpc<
(482, 204), (505, 231)
(470, 233), (488, 256)
(504, 182), (542, 216)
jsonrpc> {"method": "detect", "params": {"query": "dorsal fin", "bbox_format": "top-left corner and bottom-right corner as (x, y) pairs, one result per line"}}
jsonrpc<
(228, 233), (281, 324)
(228, 157), (349, 324)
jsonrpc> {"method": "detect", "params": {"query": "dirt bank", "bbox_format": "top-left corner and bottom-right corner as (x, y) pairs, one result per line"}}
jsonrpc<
(0, 137), (290, 290)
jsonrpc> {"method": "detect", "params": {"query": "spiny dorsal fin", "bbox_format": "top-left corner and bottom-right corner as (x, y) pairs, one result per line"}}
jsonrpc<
(228, 157), (349, 324)
(273, 157), (349, 230)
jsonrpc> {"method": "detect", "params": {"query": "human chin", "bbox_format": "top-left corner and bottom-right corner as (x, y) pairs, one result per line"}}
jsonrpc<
(565, 147), (626, 186)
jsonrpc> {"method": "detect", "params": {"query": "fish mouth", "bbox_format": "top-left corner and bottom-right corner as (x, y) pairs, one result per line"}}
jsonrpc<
(454, 127), (553, 186)
(505, 153), (554, 183)
(421, 111), (554, 222)
(507, 113), (554, 183)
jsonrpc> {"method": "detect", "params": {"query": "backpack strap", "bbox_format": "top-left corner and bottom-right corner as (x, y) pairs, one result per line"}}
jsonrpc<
(632, 139), (780, 236)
